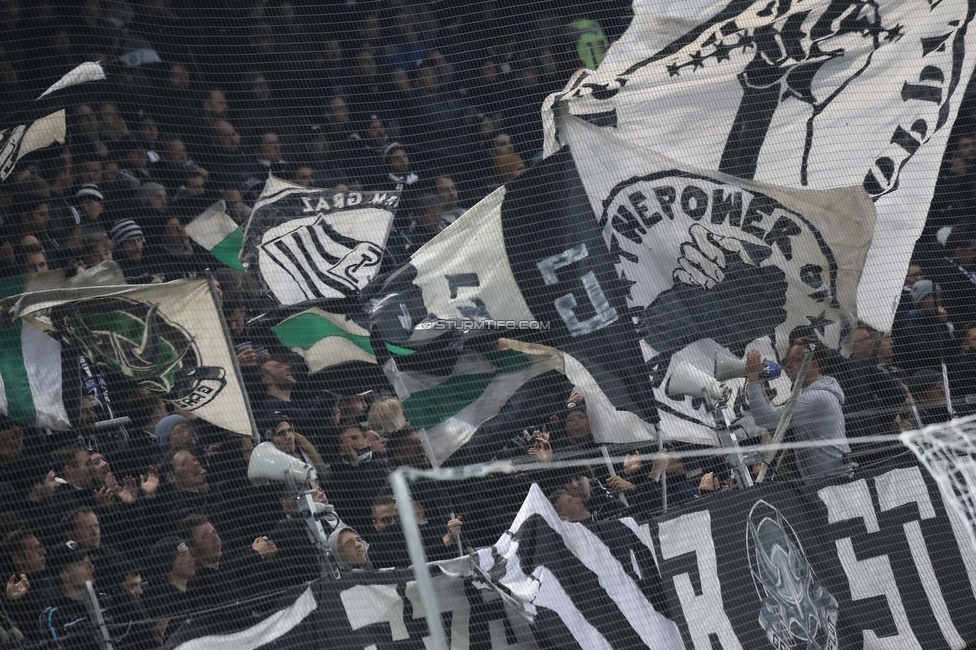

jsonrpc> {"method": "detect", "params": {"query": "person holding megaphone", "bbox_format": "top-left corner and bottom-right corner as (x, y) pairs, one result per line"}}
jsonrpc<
(745, 338), (852, 481)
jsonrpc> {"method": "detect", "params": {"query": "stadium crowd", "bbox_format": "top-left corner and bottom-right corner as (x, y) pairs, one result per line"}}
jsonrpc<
(1, 0), (976, 648)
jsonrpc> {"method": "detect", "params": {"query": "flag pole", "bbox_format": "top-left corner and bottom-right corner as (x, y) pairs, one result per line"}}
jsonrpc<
(392, 469), (449, 650)
(657, 423), (667, 513)
(755, 345), (815, 483)
(207, 271), (261, 446)
(942, 360), (958, 420)
(601, 446), (629, 507)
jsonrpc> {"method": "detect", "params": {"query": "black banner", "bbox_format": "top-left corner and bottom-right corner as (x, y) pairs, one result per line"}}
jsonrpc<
(171, 567), (537, 650)
(171, 457), (976, 650)
(648, 457), (976, 649)
(501, 147), (660, 424)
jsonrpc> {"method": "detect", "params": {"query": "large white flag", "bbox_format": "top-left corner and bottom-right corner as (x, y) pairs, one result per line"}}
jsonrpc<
(545, 0), (976, 330)
(10, 279), (254, 436)
(561, 116), (876, 442)
(370, 137), (874, 444)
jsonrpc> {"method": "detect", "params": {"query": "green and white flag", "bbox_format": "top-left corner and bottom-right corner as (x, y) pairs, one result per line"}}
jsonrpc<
(0, 262), (125, 428)
(271, 308), (413, 373)
(185, 201), (245, 271)
(0, 304), (69, 429)
(384, 342), (561, 467)
(9, 278), (254, 436)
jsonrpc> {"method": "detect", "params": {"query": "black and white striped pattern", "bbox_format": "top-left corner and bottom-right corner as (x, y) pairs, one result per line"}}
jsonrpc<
(242, 176), (399, 305)
(261, 215), (385, 299)
(475, 485), (684, 650)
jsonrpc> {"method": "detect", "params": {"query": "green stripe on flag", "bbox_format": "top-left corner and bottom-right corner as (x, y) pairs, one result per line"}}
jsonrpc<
(0, 274), (27, 300)
(0, 275), (34, 423)
(482, 349), (532, 373)
(209, 228), (244, 270)
(273, 312), (374, 356)
(0, 322), (36, 424)
(385, 343), (414, 356)
(272, 311), (414, 357)
(401, 350), (532, 430)
(402, 372), (498, 430)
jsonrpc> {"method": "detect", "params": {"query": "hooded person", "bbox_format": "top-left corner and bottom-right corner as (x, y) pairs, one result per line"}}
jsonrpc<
(136, 182), (169, 224)
(892, 278), (953, 373)
(746, 338), (852, 481)
(327, 525), (371, 572)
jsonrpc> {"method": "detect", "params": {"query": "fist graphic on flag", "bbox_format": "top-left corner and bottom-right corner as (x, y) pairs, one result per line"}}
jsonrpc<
(640, 222), (790, 361)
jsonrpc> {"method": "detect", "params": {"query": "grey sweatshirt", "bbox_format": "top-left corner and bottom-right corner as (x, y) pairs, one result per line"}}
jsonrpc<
(747, 376), (850, 480)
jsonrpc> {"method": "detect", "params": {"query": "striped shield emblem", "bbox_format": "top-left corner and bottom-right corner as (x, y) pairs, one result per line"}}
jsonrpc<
(260, 214), (384, 301)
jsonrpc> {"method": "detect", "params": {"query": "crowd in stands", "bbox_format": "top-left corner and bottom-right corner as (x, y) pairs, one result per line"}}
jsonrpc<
(1, 0), (976, 648)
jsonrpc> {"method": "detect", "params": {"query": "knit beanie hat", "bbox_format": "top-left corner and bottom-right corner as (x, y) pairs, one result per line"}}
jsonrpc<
(155, 414), (189, 451)
(138, 182), (166, 206)
(109, 219), (144, 246)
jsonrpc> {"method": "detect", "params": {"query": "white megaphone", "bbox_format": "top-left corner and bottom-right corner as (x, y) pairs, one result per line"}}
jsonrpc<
(715, 348), (747, 381)
(248, 442), (314, 489)
(714, 347), (782, 382)
(667, 361), (731, 404)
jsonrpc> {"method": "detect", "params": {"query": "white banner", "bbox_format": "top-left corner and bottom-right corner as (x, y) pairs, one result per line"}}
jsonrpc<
(546, 0), (976, 330)
(562, 116), (876, 441)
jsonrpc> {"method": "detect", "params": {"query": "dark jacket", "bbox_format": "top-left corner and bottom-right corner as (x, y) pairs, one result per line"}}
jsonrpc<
(322, 461), (391, 535)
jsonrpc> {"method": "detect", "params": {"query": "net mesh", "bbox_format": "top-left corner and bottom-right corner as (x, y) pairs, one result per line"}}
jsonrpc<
(901, 415), (976, 556)
(1, 0), (976, 648)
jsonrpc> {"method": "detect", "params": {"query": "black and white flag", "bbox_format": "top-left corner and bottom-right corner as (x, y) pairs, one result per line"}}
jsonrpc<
(242, 175), (399, 305)
(560, 116), (876, 443)
(0, 62), (105, 181)
(369, 148), (663, 439)
(545, 0), (976, 330)
(649, 458), (976, 649)
(471, 484), (684, 649)
(170, 567), (540, 650)
(370, 131), (875, 444)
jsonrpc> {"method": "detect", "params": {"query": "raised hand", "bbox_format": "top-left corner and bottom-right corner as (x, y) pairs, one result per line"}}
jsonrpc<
(699, 472), (721, 493)
(252, 536), (278, 560)
(623, 452), (642, 476)
(94, 486), (115, 507)
(118, 476), (139, 504)
(607, 475), (636, 494)
(443, 516), (463, 546)
(103, 471), (120, 493)
(141, 466), (161, 498)
(6, 574), (29, 600)
(526, 436), (552, 464)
